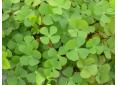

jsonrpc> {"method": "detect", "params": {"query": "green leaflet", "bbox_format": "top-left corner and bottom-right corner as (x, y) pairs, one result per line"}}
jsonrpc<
(10, 0), (20, 4)
(35, 71), (45, 85)
(66, 50), (78, 61)
(42, 15), (53, 25)
(104, 48), (111, 59)
(65, 39), (78, 50)
(26, 72), (36, 83)
(39, 2), (52, 15)
(59, 76), (68, 85)
(2, 47), (11, 69)
(107, 17), (115, 35)
(62, 66), (73, 77)
(2, 56), (11, 69)
(107, 36), (115, 53)
(2, 13), (9, 21)
(69, 18), (89, 30)
(78, 48), (89, 59)
(7, 76), (18, 85)
(18, 79), (26, 85)
(45, 68), (60, 78)
(86, 36), (100, 48)
(109, 0), (115, 9)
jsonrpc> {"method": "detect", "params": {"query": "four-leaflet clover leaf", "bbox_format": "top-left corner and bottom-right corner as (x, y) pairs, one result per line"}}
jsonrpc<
(64, 38), (80, 61)
(86, 36), (104, 54)
(77, 55), (98, 79)
(41, 47), (67, 79)
(18, 36), (41, 66)
(80, 65), (98, 79)
(59, 69), (88, 85)
(45, 47), (67, 69)
(40, 26), (60, 44)
(64, 38), (89, 61)
(47, 0), (71, 14)
(6, 67), (28, 85)
(96, 64), (111, 84)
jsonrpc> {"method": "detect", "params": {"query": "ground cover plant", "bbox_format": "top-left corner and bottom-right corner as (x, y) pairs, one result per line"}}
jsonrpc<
(2, 0), (115, 85)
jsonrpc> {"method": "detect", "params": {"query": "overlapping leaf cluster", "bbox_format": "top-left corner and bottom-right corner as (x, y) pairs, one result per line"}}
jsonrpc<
(2, 0), (115, 85)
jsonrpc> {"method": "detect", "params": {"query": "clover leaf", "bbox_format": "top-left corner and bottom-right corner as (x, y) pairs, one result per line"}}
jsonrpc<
(44, 68), (60, 79)
(40, 26), (60, 44)
(86, 36), (100, 48)
(77, 55), (98, 78)
(96, 64), (111, 84)
(15, 67), (28, 78)
(68, 29), (88, 39)
(47, 0), (71, 14)
(7, 69), (27, 85)
(39, 2), (53, 15)
(18, 36), (39, 54)
(14, 6), (33, 21)
(3, 17), (20, 36)
(20, 55), (39, 66)
(69, 16), (89, 30)
(80, 65), (98, 78)
(64, 38), (88, 61)
(42, 48), (67, 79)
(59, 72), (88, 85)
(64, 38), (78, 50)
(17, 36), (41, 66)
(43, 48), (67, 70)
(42, 15), (53, 25)
(89, 45), (104, 54)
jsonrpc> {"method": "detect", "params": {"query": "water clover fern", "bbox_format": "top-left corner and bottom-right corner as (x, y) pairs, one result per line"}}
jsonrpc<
(2, 0), (115, 85)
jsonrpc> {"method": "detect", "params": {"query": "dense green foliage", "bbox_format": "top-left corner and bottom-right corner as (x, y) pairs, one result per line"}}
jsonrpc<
(2, 0), (115, 85)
